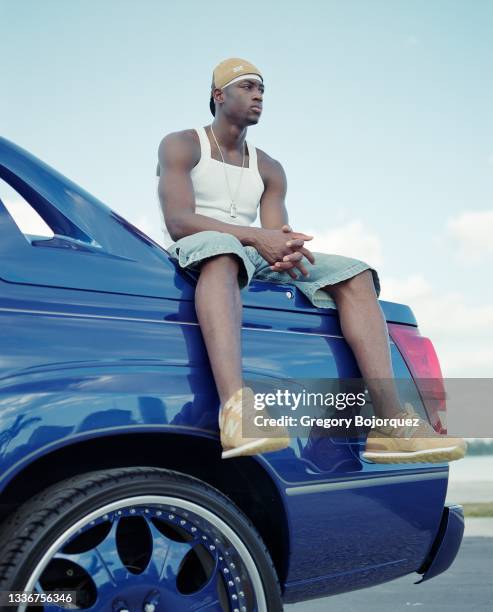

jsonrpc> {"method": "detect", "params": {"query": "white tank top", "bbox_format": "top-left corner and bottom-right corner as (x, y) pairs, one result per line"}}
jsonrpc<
(158, 126), (265, 249)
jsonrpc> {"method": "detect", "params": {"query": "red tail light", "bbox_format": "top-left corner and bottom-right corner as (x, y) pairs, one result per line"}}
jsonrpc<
(388, 323), (446, 434)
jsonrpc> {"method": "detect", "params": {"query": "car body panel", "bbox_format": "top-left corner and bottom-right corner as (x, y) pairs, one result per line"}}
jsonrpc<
(415, 504), (465, 584)
(0, 136), (461, 602)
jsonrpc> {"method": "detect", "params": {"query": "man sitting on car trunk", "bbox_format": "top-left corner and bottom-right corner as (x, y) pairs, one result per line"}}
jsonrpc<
(156, 57), (466, 463)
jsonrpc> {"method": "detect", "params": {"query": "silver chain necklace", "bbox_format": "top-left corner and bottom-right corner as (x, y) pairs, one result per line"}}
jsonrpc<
(210, 125), (246, 218)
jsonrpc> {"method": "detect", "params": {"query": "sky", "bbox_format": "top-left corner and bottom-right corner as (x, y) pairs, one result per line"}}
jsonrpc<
(1, 0), (492, 377)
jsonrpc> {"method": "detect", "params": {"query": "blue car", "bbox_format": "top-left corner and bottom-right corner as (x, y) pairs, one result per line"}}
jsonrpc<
(0, 137), (464, 611)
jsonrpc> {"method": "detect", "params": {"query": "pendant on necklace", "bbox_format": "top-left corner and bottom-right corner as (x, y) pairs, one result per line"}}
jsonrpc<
(230, 203), (237, 218)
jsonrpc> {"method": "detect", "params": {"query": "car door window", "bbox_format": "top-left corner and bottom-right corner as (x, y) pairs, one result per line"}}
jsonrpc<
(0, 144), (191, 300)
(0, 178), (54, 240)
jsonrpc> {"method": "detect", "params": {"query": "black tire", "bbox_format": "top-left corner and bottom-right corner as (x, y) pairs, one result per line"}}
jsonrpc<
(0, 467), (283, 611)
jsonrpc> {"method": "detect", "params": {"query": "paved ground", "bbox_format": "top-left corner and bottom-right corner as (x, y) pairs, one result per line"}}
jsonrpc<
(286, 534), (493, 611)
(462, 517), (493, 537)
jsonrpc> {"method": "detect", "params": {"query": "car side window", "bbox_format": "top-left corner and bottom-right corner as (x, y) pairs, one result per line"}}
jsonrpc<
(0, 152), (192, 300)
(0, 178), (54, 240)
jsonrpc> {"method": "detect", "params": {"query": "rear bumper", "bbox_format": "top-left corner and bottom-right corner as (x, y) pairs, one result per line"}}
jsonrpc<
(416, 504), (464, 583)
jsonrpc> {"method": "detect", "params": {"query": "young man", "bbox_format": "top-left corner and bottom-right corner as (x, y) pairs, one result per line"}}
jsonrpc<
(157, 57), (466, 463)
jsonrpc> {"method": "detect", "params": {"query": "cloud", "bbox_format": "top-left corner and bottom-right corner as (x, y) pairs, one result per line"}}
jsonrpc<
(436, 345), (493, 376)
(132, 212), (165, 246)
(274, 219), (491, 374)
(446, 209), (493, 263)
(382, 274), (432, 303)
(383, 273), (493, 376)
(305, 220), (384, 268)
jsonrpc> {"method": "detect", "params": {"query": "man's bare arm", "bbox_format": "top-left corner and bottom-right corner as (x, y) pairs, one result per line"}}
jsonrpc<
(157, 132), (259, 245)
(157, 133), (313, 267)
(259, 155), (315, 275)
(259, 157), (290, 230)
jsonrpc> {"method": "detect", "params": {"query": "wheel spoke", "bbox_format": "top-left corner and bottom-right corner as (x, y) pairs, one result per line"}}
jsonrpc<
(144, 521), (228, 609)
(145, 520), (193, 582)
(54, 518), (127, 588)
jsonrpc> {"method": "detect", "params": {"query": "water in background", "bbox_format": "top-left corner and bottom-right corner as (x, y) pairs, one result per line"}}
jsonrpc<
(446, 454), (493, 503)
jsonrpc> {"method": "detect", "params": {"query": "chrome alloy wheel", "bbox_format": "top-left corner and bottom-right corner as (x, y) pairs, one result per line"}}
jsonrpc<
(21, 496), (267, 612)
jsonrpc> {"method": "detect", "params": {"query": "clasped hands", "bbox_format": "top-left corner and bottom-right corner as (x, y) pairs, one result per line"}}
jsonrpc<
(254, 224), (316, 280)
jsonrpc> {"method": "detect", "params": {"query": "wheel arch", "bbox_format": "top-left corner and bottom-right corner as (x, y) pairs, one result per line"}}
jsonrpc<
(0, 431), (290, 587)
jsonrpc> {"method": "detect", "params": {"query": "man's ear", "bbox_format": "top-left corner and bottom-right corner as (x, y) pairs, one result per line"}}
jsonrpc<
(213, 87), (224, 108)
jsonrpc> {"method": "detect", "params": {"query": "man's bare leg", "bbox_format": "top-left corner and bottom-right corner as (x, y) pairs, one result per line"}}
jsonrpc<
(195, 259), (399, 415)
(194, 254), (244, 406)
(322, 269), (466, 462)
(195, 254), (291, 458)
(322, 270), (403, 419)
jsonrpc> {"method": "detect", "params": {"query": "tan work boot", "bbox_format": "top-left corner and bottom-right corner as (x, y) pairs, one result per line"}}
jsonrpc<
(362, 403), (467, 464)
(219, 386), (290, 459)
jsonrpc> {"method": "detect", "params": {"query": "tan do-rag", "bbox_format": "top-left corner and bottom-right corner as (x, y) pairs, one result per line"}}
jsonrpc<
(209, 58), (263, 116)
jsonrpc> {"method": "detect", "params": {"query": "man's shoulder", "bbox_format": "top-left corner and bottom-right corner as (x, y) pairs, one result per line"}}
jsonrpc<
(255, 147), (285, 182)
(159, 128), (200, 149)
(157, 129), (200, 174)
